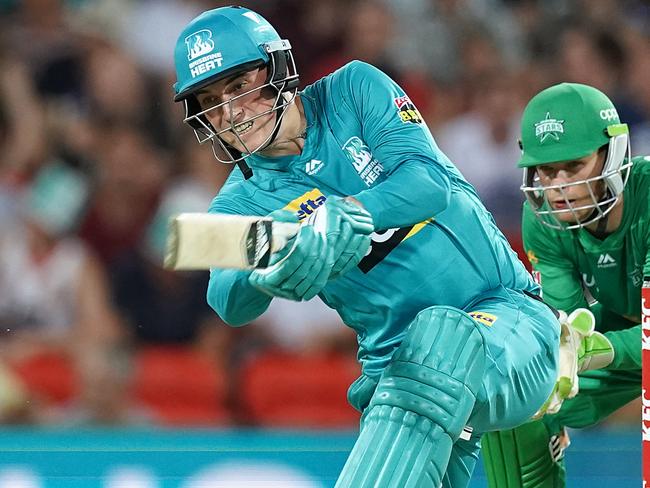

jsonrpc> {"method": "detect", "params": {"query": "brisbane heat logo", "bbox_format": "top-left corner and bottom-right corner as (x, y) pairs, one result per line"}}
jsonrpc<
(394, 95), (423, 124)
(342, 137), (384, 186)
(185, 29), (223, 78)
(186, 30), (214, 60)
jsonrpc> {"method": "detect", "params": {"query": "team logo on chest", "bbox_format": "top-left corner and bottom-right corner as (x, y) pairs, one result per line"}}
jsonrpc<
(342, 137), (384, 186)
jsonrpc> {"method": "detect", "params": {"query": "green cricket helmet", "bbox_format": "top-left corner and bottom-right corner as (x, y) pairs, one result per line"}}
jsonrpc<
(518, 83), (632, 230)
(173, 6), (299, 173)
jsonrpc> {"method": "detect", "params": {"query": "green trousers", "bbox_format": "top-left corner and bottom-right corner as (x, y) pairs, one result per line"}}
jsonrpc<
(481, 368), (641, 487)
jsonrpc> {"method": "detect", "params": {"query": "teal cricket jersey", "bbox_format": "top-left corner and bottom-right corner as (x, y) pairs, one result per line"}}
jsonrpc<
(207, 61), (539, 377)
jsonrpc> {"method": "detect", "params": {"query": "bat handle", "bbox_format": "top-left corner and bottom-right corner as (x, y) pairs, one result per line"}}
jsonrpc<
(271, 222), (300, 253)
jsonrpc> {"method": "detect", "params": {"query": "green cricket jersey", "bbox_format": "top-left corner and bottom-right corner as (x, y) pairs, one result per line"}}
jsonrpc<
(522, 155), (650, 369)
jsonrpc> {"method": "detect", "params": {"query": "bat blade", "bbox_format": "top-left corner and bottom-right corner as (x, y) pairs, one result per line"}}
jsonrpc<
(163, 213), (298, 270)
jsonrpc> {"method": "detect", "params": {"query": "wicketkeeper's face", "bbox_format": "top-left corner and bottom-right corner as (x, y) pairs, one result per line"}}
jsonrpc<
(195, 66), (277, 153)
(535, 149), (607, 223)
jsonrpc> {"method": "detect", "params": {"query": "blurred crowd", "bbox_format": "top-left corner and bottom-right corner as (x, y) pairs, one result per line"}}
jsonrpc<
(0, 0), (647, 428)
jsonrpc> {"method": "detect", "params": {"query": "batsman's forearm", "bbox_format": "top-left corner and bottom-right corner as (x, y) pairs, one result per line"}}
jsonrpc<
(207, 268), (272, 326)
(352, 161), (450, 231)
(604, 324), (642, 370)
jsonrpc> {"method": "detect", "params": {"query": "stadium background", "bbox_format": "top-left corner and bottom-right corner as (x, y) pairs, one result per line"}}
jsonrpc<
(0, 0), (645, 486)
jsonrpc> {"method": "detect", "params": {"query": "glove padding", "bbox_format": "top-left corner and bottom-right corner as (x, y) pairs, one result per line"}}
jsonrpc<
(532, 308), (614, 419)
(307, 197), (374, 279)
(249, 210), (334, 301)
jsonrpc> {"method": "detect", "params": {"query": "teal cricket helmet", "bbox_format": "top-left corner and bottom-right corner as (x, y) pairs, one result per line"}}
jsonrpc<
(172, 6), (299, 174)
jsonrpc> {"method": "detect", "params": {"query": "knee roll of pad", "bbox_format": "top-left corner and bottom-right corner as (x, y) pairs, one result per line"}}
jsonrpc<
(369, 306), (487, 439)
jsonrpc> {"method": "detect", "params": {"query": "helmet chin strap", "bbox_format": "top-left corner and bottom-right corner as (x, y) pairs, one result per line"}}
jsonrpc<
(235, 157), (253, 180)
(260, 100), (286, 150)
(221, 91), (292, 180)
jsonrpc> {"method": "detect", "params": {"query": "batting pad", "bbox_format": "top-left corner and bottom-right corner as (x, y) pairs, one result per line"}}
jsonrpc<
(335, 306), (487, 488)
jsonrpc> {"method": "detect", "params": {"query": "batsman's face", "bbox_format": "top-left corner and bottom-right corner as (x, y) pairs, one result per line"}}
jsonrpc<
(196, 67), (276, 152)
(535, 149), (606, 222)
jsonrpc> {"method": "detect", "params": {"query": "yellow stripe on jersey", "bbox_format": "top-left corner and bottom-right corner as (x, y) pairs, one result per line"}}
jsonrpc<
(404, 218), (434, 240)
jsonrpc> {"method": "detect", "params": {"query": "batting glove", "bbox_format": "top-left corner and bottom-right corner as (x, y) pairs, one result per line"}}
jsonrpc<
(308, 196), (374, 280)
(249, 210), (333, 301)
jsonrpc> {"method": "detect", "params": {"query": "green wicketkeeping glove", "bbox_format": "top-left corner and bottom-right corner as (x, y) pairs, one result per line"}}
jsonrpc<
(558, 308), (615, 373)
(532, 308), (614, 419)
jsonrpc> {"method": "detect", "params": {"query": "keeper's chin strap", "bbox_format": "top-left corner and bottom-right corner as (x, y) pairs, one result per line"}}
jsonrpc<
(578, 189), (615, 238)
(590, 211), (610, 239)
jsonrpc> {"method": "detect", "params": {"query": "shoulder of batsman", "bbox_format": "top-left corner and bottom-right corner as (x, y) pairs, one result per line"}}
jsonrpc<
(306, 60), (385, 93)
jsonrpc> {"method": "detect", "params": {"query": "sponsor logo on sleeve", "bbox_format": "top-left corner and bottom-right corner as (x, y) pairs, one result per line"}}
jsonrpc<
(394, 95), (423, 124)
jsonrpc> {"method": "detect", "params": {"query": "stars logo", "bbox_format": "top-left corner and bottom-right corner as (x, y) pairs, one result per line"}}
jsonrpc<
(534, 112), (565, 143)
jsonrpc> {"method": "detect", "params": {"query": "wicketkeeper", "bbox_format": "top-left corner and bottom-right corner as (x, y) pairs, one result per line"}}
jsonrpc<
(482, 83), (646, 487)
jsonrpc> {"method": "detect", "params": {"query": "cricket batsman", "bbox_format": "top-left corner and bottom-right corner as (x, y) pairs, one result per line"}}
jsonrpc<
(482, 83), (647, 487)
(172, 6), (564, 486)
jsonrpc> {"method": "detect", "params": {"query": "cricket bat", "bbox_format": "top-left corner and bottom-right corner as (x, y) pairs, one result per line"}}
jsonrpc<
(164, 213), (300, 270)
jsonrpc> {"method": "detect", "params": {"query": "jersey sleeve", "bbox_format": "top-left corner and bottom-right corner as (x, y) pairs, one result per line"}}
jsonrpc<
(603, 156), (650, 370)
(204, 178), (273, 327)
(521, 203), (589, 312)
(604, 324), (642, 370)
(336, 61), (454, 230)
